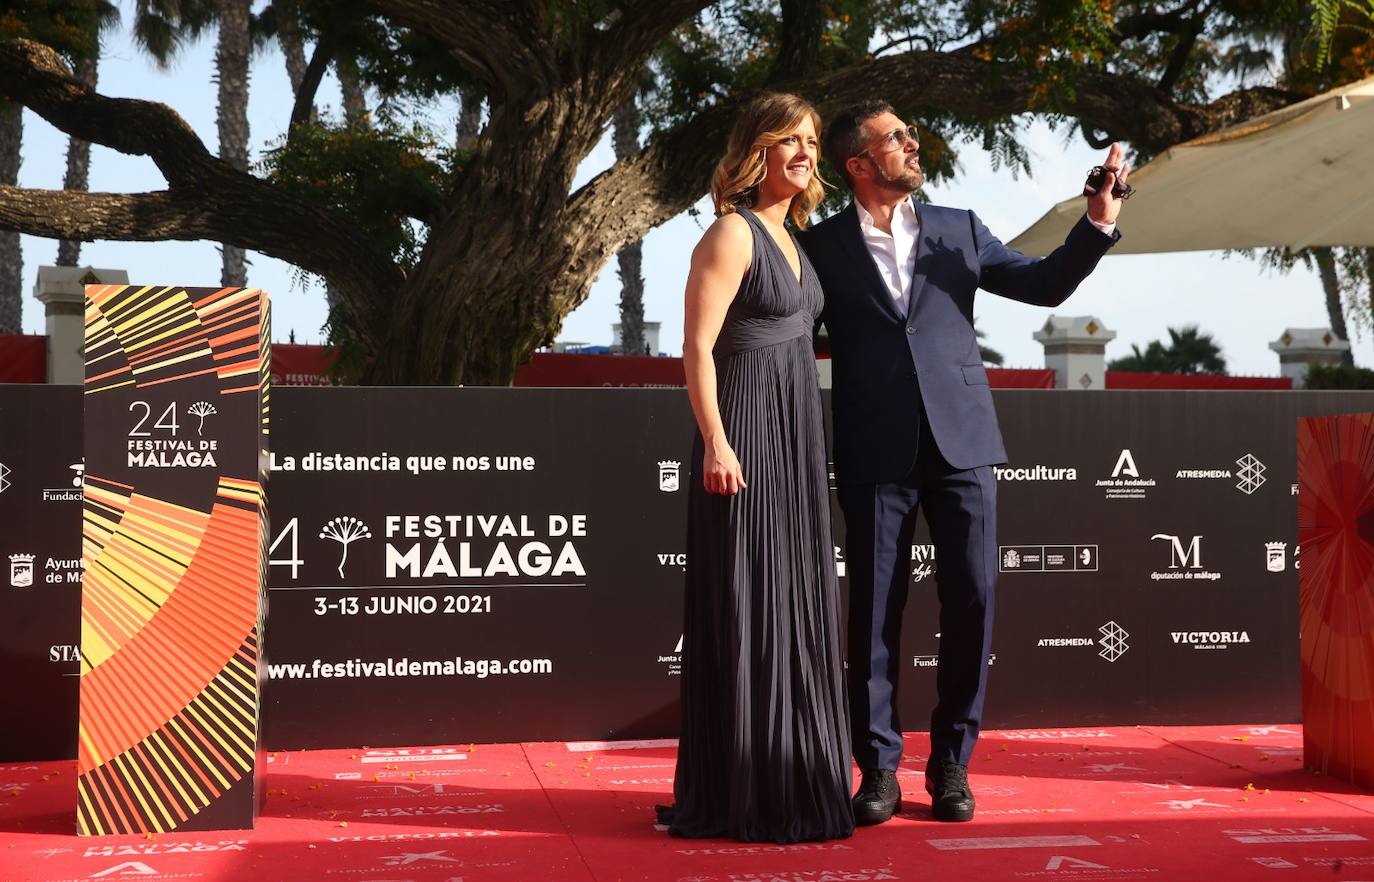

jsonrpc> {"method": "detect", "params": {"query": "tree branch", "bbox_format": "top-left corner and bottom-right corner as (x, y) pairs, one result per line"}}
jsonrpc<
(370, 0), (554, 99)
(565, 48), (1299, 300)
(289, 29), (337, 136)
(0, 38), (404, 344)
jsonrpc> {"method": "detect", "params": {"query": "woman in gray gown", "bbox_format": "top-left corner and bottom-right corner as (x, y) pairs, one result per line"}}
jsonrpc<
(657, 92), (854, 843)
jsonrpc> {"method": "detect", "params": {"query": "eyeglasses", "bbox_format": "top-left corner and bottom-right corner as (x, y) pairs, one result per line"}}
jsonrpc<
(858, 124), (919, 159)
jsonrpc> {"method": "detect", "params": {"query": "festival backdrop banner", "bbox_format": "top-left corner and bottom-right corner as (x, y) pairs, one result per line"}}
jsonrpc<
(77, 285), (269, 834)
(5, 384), (1374, 760)
(0, 385), (83, 761)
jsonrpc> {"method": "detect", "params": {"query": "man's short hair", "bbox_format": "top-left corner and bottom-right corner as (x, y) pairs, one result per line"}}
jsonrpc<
(825, 100), (896, 189)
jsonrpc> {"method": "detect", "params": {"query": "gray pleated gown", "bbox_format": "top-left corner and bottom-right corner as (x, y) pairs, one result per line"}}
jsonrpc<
(664, 207), (854, 842)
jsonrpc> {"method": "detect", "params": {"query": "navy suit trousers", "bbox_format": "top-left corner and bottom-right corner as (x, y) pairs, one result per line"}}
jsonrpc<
(837, 420), (998, 772)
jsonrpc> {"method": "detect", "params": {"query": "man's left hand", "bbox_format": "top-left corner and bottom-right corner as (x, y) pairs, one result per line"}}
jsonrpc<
(1086, 142), (1131, 226)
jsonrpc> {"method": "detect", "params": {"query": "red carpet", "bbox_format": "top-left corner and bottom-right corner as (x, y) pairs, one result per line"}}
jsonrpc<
(3, 724), (1374, 881)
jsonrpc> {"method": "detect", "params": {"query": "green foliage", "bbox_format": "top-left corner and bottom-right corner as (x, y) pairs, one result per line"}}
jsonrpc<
(1305, 362), (1374, 388)
(1109, 325), (1228, 374)
(258, 114), (453, 270)
(1312, 0), (1374, 68)
(0, 0), (117, 61)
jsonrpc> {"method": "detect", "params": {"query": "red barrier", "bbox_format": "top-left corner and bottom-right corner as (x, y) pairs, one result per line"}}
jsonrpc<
(0, 335), (45, 384)
(1107, 371), (1292, 390)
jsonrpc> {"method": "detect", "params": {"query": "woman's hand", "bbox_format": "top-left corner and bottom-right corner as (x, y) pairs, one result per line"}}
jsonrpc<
(703, 439), (748, 495)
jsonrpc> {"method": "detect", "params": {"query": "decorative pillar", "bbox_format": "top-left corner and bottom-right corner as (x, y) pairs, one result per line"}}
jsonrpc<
(1033, 315), (1117, 390)
(32, 267), (129, 384)
(1270, 328), (1351, 388)
(78, 284), (270, 834)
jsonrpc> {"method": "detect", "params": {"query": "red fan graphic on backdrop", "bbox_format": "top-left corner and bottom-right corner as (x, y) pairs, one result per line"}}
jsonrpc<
(1297, 413), (1374, 789)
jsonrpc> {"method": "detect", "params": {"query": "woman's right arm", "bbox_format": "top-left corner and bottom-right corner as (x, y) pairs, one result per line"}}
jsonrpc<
(683, 214), (752, 496)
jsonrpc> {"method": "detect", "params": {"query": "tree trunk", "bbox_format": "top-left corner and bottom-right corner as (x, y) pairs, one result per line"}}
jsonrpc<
(215, 0), (251, 288)
(279, 13), (308, 95)
(0, 100), (21, 333)
(337, 56), (366, 126)
(56, 56), (98, 267)
(611, 97), (646, 356)
(1314, 246), (1355, 366)
(456, 86), (482, 152)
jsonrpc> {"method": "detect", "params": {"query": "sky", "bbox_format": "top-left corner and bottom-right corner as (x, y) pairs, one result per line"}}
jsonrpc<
(11, 18), (1370, 376)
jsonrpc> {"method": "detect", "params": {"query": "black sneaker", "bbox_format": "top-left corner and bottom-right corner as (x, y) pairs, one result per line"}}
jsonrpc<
(852, 768), (901, 825)
(925, 761), (975, 822)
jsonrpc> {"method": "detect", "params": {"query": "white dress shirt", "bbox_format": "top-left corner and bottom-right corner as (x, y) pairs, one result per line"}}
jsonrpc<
(856, 198), (1116, 315)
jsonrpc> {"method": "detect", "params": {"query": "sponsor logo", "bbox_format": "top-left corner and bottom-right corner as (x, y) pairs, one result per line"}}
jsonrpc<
(319, 516), (373, 578)
(0, 460), (10, 493)
(657, 552), (687, 571)
(1000, 545), (1097, 573)
(9, 553), (34, 588)
(914, 654), (996, 668)
(1099, 621), (1129, 662)
(912, 543), (935, 581)
(994, 465), (1078, 482)
(1266, 542), (1287, 573)
(928, 835), (1099, 851)
(1038, 626), (1132, 662)
(360, 748), (466, 765)
(1096, 448), (1156, 501)
(1171, 630), (1251, 650)
(658, 461), (680, 492)
(42, 461), (85, 502)
(1266, 541), (1299, 572)
(1151, 534), (1221, 582)
(658, 634), (683, 677)
(1176, 453), (1267, 494)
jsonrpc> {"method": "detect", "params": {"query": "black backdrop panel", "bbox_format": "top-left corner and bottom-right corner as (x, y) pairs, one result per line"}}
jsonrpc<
(7, 384), (1374, 758)
(261, 388), (696, 749)
(0, 385), (84, 760)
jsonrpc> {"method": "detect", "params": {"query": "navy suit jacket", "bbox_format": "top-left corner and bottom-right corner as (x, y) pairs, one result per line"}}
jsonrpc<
(801, 201), (1119, 483)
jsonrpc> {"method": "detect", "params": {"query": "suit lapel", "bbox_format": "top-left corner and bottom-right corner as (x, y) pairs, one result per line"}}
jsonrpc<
(837, 202), (905, 323)
(905, 197), (930, 322)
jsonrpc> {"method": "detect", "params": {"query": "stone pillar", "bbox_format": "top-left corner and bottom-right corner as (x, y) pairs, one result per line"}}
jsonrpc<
(1033, 315), (1117, 390)
(1269, 328), (1351, 388)
(33, 266), (129, 384)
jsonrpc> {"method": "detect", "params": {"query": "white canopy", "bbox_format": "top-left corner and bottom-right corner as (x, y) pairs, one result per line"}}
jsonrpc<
(1008, 76), (1374, 256)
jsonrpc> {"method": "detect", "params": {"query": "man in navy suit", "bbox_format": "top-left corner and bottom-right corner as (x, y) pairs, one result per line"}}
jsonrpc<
(801, 100), (1129, 824)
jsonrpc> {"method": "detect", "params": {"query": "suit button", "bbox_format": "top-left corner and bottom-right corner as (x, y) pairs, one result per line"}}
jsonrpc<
(905, 326), (915, 335)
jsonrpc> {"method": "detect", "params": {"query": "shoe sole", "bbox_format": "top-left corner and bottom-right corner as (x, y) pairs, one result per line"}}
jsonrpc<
(926, 777), (974, 822)
(853, 803), (899, 826)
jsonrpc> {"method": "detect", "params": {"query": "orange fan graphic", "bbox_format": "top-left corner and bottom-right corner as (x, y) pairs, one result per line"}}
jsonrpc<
(1298, 414), (1374, 789)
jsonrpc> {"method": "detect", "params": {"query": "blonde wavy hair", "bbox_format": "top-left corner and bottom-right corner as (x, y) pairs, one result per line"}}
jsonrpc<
(711, 92), (825, 229)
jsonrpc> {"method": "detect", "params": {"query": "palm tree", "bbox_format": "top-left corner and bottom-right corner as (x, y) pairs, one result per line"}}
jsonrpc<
(0, 97), (20, 333)
(132, 0), (249, 287)
(1, 3), (115, 331)
(56, 2), (121, 269)
(1109, 325), (1227, 374)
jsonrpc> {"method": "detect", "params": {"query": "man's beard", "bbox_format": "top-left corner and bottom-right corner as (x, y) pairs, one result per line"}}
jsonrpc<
(876, 157), (924, 193)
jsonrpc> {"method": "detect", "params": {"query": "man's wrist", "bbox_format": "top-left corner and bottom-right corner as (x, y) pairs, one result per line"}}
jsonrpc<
(1086, 212), (1116, 236)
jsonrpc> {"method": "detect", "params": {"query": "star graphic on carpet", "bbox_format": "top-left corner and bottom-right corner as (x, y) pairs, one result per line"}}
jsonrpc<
(1158, 798), (1231, 810)
(381, 850), (462, 866)
(1083, 763), (1147, 773)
